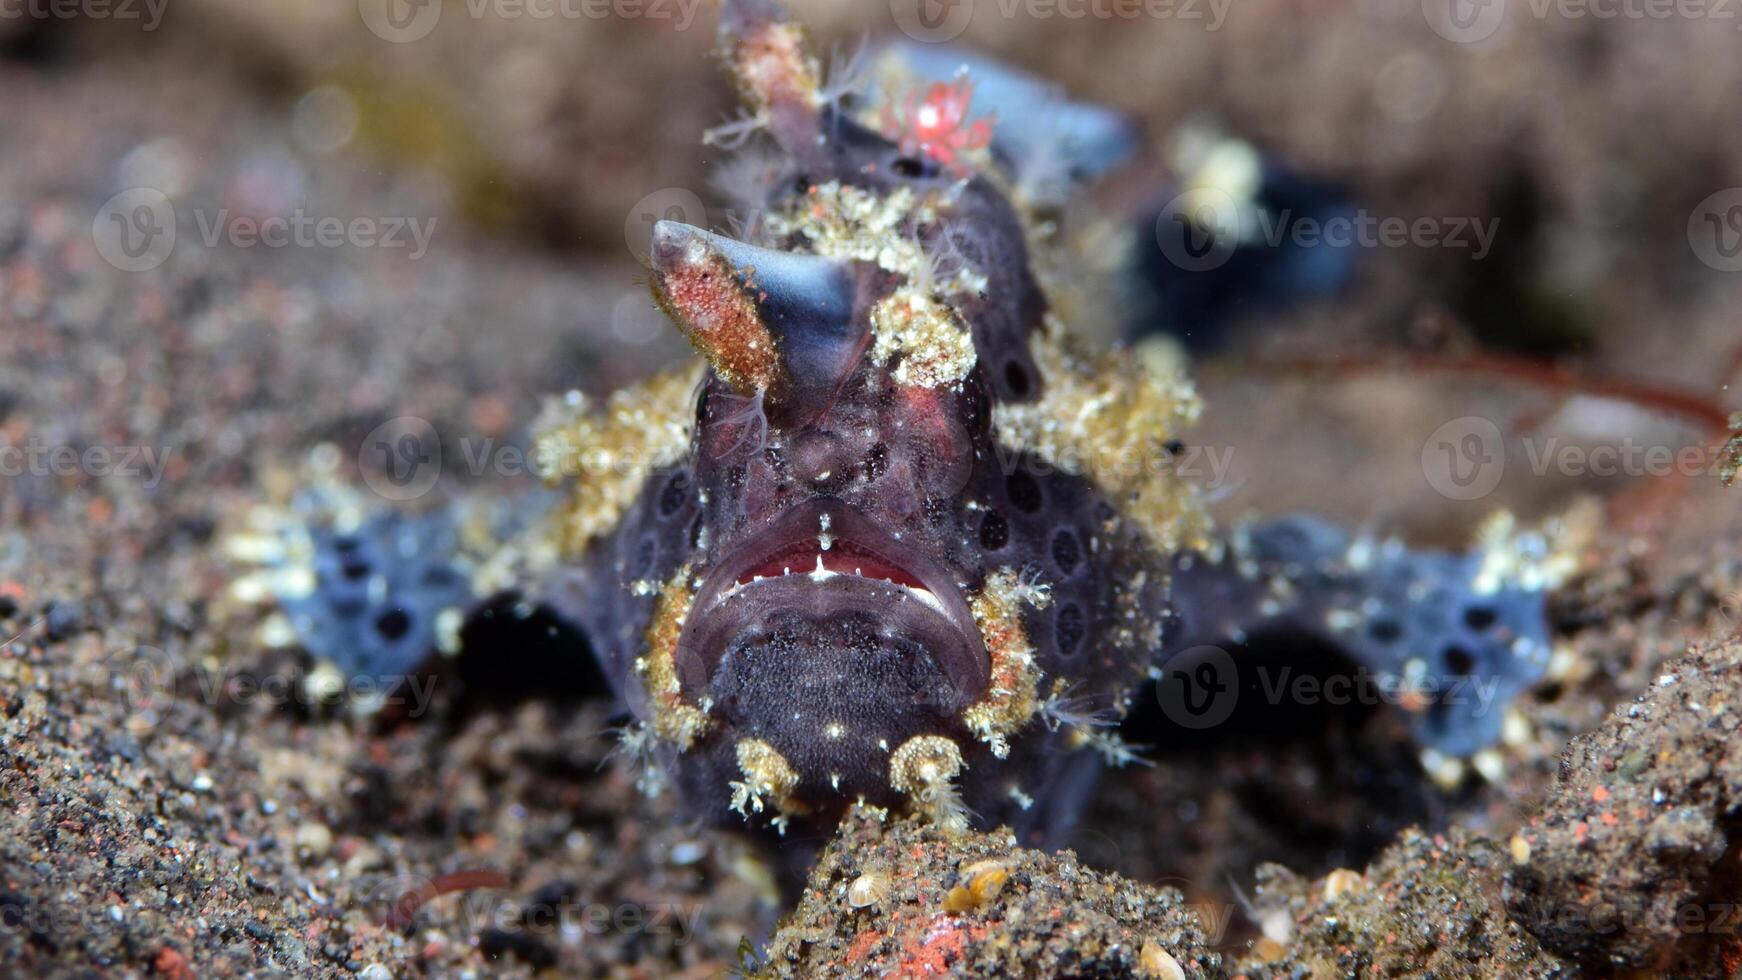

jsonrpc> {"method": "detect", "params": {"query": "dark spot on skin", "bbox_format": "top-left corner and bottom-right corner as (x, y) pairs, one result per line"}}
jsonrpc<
(1051, 528), (1081, 574)
(376, 609), (411, 642)
(1003, 359), (1030, 398)
(1006, 471), (1043, 513)
(979, 510), (1009, 550)
(659, 471), (691, 517)
(421, 567), (459, 589)
(923, 496), (951, 526)
(865, 443), (889, 480)
(632, 534), (658, 578)
(1463, 606), (1498, 632)
(891, 155), (938, 179)
(342, 560), (370, 581)
(1443, 645), (1476, 675)
(1055, 603), (1085, 656)
(1369, 619), (1403, 644)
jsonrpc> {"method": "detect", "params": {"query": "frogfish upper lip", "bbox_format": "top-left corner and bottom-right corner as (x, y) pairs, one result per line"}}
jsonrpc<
(673, 499), (989, 703)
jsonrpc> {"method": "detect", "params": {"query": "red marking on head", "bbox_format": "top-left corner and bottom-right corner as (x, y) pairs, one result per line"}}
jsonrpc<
(883, 79), (995, 175)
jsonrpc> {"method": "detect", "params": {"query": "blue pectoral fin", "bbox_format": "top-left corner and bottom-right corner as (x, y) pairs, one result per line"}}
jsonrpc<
(229, 485), (609, 714)
(1163, 514), (1557, 759)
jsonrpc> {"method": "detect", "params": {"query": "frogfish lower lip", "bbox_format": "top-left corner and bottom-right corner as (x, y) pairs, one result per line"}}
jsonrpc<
(673, 500), (988, 702)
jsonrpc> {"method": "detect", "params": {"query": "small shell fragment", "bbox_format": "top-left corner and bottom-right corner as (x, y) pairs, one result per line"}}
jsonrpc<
(1322, 867), (1364, 900)
(1139, 942), (1186, 980)
(1509, 834), (1532, 866)
(847, 871), (888, 909)
(942, 859), (1012, 912)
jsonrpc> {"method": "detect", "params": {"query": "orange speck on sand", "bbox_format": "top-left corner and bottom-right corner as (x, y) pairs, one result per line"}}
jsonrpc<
(845, 929), (882, 965)
(1574, 821), (1590, 844)
(1592, 786), (1610, 803)
(154, 946), (193, 980)
(893, 913), (987, 978)
(1720, 936), (1742, 975)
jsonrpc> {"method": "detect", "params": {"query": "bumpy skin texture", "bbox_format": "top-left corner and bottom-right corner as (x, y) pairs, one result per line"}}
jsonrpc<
(532, 0), (1191, 846)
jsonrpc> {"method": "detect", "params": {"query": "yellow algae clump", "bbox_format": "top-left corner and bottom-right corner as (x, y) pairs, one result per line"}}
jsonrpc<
(766, 181), (986, 291)
(870, 286), (977, 389)
(729, 737), (805, 833)
(631, 564), (711, 750)
(993, 319), (1209, 553)
(766, 182), (926, 273)
(888, 735), (970, 833)
(532, 361), (705, 556)
(964, 569), (1044, 758)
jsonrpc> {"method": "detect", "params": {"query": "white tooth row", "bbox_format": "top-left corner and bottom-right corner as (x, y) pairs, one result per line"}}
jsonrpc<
(712, 554), (949, 617)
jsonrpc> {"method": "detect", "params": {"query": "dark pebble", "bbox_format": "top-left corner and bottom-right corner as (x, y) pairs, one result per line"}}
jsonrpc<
(44, 600), (81, 641)
(479, 927), (557, 968)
